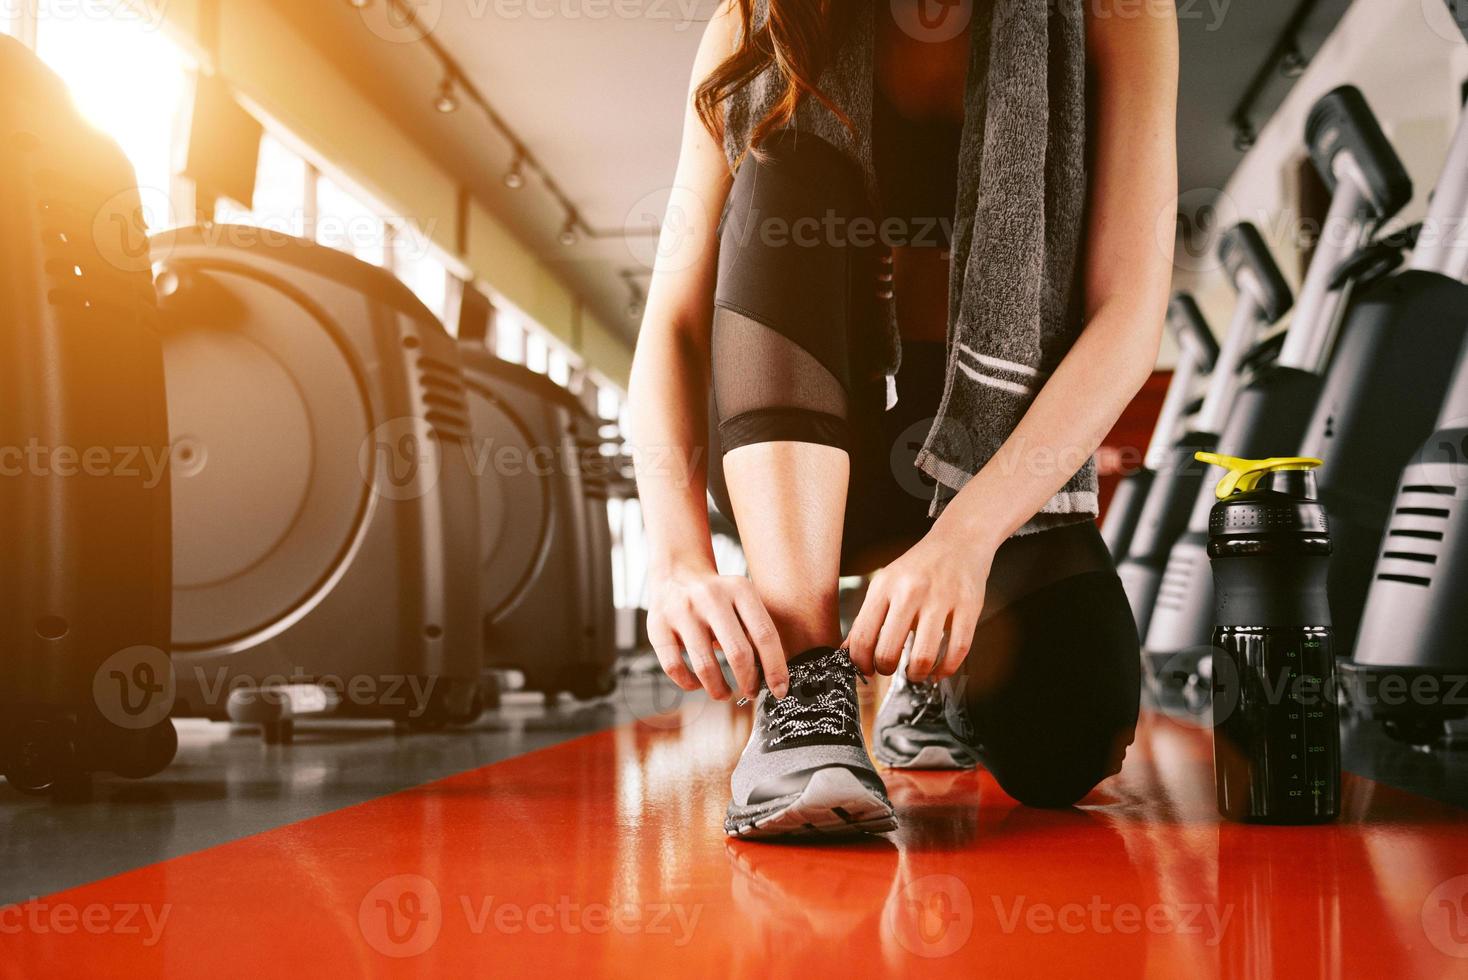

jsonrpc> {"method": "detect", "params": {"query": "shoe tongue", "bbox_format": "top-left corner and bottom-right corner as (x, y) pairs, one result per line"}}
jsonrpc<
(784, 646), (845, 674)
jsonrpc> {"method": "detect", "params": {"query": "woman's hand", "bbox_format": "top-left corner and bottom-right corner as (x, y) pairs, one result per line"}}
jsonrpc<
(647, 564), (788, 702)
(843, 527), (994, 682)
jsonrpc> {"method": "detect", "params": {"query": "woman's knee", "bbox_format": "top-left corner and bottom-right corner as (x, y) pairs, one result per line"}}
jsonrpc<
(984, 720), (1137, 808)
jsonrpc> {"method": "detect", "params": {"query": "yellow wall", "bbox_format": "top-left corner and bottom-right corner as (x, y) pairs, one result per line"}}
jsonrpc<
(156, 0), (633, 385)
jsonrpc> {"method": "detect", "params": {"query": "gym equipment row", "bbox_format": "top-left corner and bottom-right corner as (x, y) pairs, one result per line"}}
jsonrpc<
(0, 38), (620, 794)
(1123, 82), (1468, 744)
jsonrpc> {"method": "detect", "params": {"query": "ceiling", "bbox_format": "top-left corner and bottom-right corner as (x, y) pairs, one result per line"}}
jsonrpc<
(268, 0), (1356, 351)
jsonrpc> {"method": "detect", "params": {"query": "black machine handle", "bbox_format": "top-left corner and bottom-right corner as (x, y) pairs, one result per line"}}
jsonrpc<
(1166, 294), (1221, 372)
(1328, 223), (1421, 292)
(1306, 86), (1414, 223)
(1218, 222), (1294, 324)
(1241, 330), (1288, 375)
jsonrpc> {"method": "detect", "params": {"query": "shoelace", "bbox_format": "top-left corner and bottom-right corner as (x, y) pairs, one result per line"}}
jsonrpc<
(757, 650), (866, 748)
(737, 648), (869, 708)
(904, 681), (945, 727)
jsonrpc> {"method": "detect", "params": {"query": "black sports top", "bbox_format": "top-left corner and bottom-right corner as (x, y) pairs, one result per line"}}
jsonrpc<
(872, 85), (963, 248)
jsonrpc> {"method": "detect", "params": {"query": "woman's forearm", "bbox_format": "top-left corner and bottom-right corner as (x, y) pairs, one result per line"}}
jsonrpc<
(936, 296), (1164, 546)
(628, 322), (718, 578)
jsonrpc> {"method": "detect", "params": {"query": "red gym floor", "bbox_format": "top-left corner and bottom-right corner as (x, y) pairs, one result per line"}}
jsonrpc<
(2, 687), (1467, 978)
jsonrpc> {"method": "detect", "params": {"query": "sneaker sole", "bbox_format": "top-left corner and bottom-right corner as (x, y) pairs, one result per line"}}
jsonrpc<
(874, 742), (978, 771)
(725, 767), (898, 840)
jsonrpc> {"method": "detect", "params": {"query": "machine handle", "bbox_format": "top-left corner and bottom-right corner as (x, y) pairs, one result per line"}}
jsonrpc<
(1306, 86), (1413, 223)
(1166, 294), (1220, 372)
(1217, 223), (1293, 324)
(1241, 330), (1288, 374)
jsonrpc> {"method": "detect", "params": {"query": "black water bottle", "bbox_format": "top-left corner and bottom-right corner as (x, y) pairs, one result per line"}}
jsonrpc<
(1196, 452), (1341, 824)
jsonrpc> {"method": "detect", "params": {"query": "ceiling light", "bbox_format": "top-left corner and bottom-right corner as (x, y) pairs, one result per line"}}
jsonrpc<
(558, 212), (579, 247)
(434, 75), (459, 114)
(504, 150), (526, 190)
(1234, 122), (1256, 153)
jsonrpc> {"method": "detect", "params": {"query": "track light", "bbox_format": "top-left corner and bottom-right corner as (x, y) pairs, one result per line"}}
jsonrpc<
(1280, 44), (1308, 79)
(1234, 121), (1257, 153)
(347, 0), (371, 8)
(504, 150), (526, 190)
(558, 212), (579, 247)
(434, 75), (459, 114)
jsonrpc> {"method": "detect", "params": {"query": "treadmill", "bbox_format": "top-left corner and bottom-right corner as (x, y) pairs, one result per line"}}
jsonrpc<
(1117, 224), (1291, 640)
(1143, 86), (1413, 700)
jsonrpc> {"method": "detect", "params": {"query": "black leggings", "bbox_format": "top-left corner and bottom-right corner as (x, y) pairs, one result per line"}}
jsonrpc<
(708, 132), (1140, 807)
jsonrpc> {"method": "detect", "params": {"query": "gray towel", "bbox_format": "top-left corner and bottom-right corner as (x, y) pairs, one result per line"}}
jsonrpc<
(721, 0), (1097, 531)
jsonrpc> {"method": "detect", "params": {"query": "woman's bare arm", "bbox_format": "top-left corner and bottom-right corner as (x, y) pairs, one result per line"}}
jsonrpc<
(628, 4), (788, 700)
(846, 3), (1179, 678)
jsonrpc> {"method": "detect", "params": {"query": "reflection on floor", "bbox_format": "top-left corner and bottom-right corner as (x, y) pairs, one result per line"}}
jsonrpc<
(0, 693), (626, 904)
(2, 672), (1467, 978)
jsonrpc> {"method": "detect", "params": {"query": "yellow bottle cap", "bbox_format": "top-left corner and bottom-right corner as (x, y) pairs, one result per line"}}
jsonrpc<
(1194, 452), (1324, 499)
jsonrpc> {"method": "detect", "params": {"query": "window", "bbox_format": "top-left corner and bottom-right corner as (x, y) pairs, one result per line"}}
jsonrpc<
(494, 312), (526, 364)
(597, 384), (621, 423)
(35, 0), (195, 230)
(547, 347), (570, 387)
(216, 134), (308, 237)
(389, 223), (449, 322)
(316, 173), (385, 267)
(524, 329), (548, 375)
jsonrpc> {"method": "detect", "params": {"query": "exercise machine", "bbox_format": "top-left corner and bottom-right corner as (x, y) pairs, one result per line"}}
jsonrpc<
(1344, 340), (1468, 744)
(1144, 86), (1412, 697)
(1300, 102), (1468, 658)
(153, 228), (484, 741)
(1117, 224), (1292, 639)
(0, 37), (177, 795)
(1101, 294), (1219, 561)
(1342, 117), (1468, 743)
(460, 347), (618, 703)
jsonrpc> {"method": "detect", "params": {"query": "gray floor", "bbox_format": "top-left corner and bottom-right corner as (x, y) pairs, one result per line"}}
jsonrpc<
(0, 689), (636, 906)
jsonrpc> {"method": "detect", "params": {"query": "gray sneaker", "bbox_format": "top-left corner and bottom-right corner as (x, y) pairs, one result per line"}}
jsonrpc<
(725, 647), (896, 840)
(873, 644), (978, 770)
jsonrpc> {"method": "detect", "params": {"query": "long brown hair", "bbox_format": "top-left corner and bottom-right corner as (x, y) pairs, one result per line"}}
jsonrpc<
(694, 0), (854, 162)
